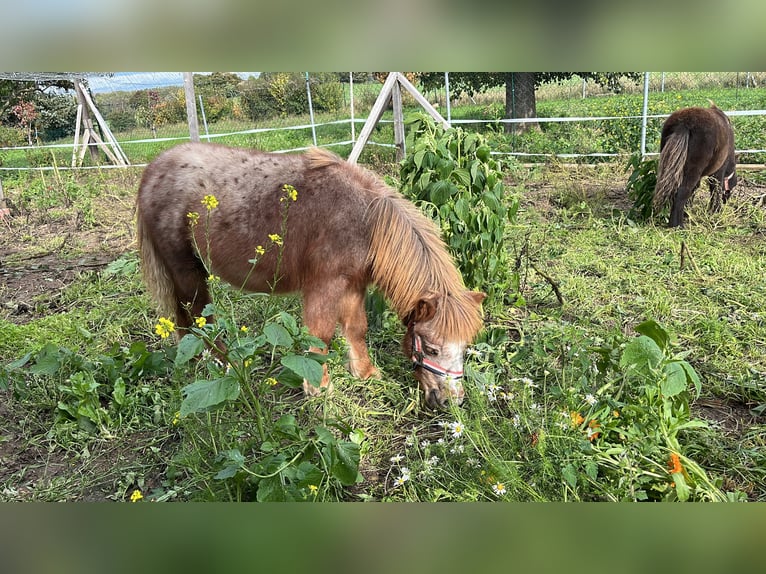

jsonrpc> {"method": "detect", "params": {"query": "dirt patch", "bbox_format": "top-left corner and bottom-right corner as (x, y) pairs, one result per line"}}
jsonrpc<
(0, 194), (134, 324)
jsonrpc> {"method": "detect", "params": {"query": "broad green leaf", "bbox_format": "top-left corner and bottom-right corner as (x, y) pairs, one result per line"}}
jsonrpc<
(680, 361), (702, 398)
(635, 319), (670, 351)
(112, 377), (126, 406)
(413, 148), (426, 169)
(454, 197), (469, 221)
(672, 472), (690, 502)
(332, 441), (361, 486)
(662, 361), (687, 397)
(315, 425), (335, 445)
(264, 323), (293, 348)
(584, 460), (598, 481)
(429, 179), (451, 205)
(6, 352), (33, 371)
(30, 344), (62, 375)
(175, 334), (205, 366)
(256, 475), (288, 502)
(481, 190), (501, 214)
(214, 449), (245, 480)
(620, 335), (663, 376)
(281, 355), (324, 388)
(180, 375), (240, 417)
(275, 414), (301, 439)
(562, 463), (578, 488)
(451, 168), (471, 188)
(278, 311), (298, 335)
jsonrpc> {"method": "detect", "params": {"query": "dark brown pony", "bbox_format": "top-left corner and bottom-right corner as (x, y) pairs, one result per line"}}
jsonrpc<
(653, 102), (737, 227)
(136, 143), (485, 409)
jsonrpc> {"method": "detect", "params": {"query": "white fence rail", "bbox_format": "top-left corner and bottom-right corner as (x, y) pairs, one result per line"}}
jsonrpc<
(1, 72), (765, 171)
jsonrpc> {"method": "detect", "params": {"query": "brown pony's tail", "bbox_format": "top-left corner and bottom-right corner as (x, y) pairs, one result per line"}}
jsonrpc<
(653, 129), (689, 212)
(136, 208), (177, 323)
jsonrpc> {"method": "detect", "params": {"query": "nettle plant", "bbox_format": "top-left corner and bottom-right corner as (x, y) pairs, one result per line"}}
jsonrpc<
(399, 113), (519, 304)
(160, 185), (363, 501)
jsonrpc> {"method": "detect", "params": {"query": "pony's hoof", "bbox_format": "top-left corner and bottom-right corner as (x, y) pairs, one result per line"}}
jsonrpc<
(303, 379), (333, 397)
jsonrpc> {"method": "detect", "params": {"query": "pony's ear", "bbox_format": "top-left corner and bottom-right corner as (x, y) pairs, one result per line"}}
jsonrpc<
(467, 291), (487, 306)
(405, 293), (440, 325)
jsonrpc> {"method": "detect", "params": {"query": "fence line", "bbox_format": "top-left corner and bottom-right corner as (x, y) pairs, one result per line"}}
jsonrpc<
(2, 72), (766, 171)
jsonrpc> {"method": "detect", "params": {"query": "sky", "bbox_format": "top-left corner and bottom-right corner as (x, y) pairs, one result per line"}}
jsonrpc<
(87, 72), (259, 93)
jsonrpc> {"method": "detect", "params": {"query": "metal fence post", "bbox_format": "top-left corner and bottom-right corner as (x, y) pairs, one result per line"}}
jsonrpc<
(640, 72), (650, 158)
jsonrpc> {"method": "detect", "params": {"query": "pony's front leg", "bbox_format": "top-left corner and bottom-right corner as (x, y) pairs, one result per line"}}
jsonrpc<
(339, 289), (379, 380)
(301, 290), (337, 397)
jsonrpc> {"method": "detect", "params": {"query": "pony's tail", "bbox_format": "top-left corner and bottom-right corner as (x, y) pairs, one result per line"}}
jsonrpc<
(653, 130), (689, 212)
(136, 207), (177, 323)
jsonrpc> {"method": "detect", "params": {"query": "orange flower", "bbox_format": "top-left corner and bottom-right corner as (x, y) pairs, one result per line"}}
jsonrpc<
(668, 452), (683, 475)
(570, 411), (585, 427)
(586, 419), (600, 441)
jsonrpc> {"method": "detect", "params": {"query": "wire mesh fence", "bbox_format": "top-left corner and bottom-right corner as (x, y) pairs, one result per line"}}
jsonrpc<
(1, 72), (765, 171)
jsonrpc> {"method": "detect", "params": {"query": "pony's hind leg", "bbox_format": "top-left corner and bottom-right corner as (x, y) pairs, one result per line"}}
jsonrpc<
(168, 255), (212, 334)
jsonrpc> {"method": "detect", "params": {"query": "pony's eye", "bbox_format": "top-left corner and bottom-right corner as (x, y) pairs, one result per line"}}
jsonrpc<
(424, 346), (439, 357)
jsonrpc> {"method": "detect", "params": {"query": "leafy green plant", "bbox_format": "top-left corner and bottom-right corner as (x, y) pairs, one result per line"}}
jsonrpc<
(399, 113), (519, 303)
(625, 152), (659, 223)
(3, 340), (174, 434)
(573, 320), (732, 501)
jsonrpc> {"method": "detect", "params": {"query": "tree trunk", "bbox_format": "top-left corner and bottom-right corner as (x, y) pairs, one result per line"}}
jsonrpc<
(505, 72), (540, 134)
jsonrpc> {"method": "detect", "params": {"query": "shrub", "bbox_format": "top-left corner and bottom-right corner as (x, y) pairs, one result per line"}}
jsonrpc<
(106, 110), (138, 132)
(399, 113), (519, 304)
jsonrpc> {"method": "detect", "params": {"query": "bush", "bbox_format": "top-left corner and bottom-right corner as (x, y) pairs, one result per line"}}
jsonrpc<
(106, 110), (138, 132)
(399, 113), (519, 304)
(240, 73), (344, 122)
(0, 125), (25, 147)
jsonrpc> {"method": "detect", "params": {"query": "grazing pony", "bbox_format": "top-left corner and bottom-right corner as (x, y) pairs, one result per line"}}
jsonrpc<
(653, 102), (737, 227)
(136, 143), (485, 409)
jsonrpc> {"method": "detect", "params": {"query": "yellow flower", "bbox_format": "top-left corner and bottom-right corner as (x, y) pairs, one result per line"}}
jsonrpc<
(240, 325), (249, 333)
(187, 211), (200, 225)
(195, 316), (207, 328)
(201, 194), (219, 210)
(208, 274), (220, 283)
(282, 184), (298, 202)
(570, 411), (585, 427)
(269, 233), (283, 246)
(255, 245), (266, 256)
(172, 411), (181, 426)
(244, 359), (253, 368)
(130, 489), (143, 502)
(308, 484), (318, 495)
(266, 377), (278, 386)
(154, 317), (175, 339)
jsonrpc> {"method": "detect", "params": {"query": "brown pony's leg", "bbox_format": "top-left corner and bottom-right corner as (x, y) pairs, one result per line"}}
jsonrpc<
(339, 289), (379, 380)
(671, 175), (701, 228)
(169, 256), (211, 334)
(301, 287), (339, 397)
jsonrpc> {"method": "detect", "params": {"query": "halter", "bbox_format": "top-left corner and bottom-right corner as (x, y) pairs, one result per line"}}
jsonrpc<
(409, 322), (464, 379)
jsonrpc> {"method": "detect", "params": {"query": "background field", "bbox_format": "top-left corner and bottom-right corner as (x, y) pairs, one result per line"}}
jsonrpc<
(1, 76), (764, 502)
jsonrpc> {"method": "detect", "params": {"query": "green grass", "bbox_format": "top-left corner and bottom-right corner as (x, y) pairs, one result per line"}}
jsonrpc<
(1, 140), (765, 502)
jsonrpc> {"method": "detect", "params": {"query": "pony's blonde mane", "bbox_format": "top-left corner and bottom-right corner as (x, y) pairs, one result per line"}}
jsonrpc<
(365, 187), (483, 342)
(305, 146), (482, 342)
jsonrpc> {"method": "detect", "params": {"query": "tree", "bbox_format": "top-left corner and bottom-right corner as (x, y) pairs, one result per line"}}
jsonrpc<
(0, 77), (75, 123)
(420, 72), (642, 134)
(192, 72), (243, 98)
